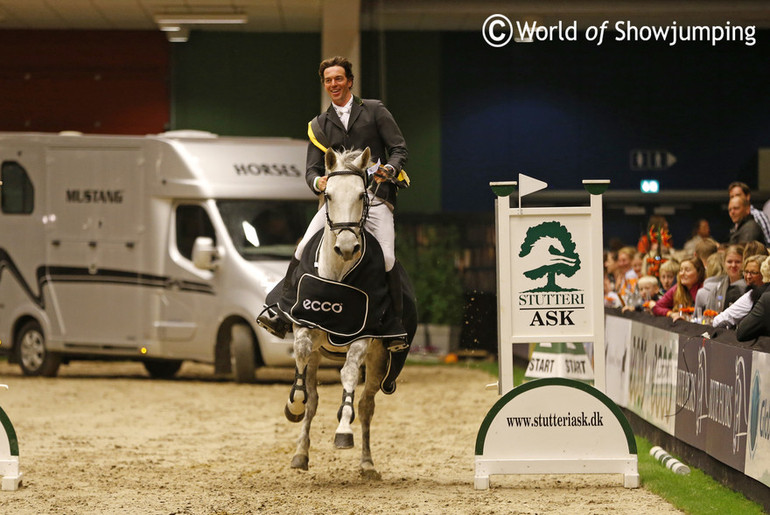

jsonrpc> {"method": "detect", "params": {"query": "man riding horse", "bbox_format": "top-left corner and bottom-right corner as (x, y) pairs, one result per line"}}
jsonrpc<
(258, 55), (411, 394)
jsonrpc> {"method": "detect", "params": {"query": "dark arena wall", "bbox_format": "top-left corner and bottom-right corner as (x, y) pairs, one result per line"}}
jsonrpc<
(439, 30), (770, 212)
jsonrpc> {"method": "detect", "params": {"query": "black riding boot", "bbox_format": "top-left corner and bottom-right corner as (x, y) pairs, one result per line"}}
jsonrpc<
(387, 269), (404, 319)
(381, 269), (409, 394)
(257, 257), (300, 339)
(383, 269), (408, 350)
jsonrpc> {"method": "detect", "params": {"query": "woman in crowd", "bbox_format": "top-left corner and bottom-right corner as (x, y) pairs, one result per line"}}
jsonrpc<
(694, 251), (725, 312)
(712, 255), (768, 328)
(652, 257), (705, 321)
(695, 244), (745, 312)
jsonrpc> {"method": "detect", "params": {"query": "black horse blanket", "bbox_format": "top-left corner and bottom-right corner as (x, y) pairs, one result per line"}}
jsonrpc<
(266, 229), (415, 347)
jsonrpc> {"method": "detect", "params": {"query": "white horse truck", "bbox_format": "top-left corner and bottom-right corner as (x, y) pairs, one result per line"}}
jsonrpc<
(0, 131), (317, 382)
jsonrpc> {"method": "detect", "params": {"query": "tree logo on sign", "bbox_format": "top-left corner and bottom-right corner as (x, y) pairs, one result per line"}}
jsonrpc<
(519, 221), (581, 292)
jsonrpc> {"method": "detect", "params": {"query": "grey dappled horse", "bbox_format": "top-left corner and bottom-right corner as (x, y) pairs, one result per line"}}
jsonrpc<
(285, 147), (390, 479)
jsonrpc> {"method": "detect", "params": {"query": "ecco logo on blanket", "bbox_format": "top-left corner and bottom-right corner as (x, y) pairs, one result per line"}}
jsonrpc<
(302, 299), (343, 313)
(290, 271), (368, 338)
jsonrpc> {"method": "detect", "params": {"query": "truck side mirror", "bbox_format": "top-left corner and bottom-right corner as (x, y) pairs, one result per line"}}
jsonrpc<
(192, 237), (219, 270)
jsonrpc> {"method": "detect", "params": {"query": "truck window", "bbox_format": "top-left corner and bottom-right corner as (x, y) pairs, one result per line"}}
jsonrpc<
(217, 199), (317, 260)
(176, 205), (216, 260)
(1, 161), (34, 214)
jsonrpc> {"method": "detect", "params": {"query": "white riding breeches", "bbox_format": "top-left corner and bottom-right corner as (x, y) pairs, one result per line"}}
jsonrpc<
(294, 192), (396, 271)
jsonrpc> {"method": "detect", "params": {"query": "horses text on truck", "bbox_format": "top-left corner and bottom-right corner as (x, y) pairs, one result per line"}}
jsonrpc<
(0, 131), (317, 381)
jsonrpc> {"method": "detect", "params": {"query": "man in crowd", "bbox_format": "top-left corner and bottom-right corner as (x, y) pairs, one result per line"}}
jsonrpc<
(728, 196), (765, 245)
(729, 182), (770, 244)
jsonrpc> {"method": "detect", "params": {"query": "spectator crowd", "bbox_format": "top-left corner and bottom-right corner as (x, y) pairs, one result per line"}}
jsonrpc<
(605, 181), (770, 341)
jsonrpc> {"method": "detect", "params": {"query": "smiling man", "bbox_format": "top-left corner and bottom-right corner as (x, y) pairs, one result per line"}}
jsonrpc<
(728, 196), (765, 245)
(728, 181), (770, 245)
(258, 56), (411, 394)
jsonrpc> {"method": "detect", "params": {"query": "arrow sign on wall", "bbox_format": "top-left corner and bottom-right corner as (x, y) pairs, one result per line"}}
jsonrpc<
(630, 150), (677, 171)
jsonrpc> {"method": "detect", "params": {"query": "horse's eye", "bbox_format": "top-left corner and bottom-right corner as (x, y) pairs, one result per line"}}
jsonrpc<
(324, 193), (331, 202)
(359, 192), (366, 200)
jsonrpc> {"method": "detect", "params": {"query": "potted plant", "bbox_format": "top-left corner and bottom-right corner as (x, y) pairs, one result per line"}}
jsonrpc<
(397, 224), (464, 354)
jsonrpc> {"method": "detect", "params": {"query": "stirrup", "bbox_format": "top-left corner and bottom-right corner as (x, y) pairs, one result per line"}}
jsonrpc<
(257, 313), (291, 339)
(380, 342), (410, 395)
(381, 378), (397, 395)
(384, 337), (409, 353)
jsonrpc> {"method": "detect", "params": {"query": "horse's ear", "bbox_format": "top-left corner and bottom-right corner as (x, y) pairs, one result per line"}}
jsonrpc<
(357, 147), (371, 169)
(324, 149), (336, 174)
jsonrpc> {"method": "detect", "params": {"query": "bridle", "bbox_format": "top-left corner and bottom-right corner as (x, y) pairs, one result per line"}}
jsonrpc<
(323, 169), (370, 236)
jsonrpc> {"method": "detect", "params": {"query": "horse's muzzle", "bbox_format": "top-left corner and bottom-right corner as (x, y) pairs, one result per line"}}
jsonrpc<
(334, 241), (361, 259)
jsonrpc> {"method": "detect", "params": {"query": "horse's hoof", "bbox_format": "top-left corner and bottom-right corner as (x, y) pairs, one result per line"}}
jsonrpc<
(285, 403), (305, 423)
(291, 454), (309, 470)
(334, 432), (354, 449)
(360, 467), (381, 480)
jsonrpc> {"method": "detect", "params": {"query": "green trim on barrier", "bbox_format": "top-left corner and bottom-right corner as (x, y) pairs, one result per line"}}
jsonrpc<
(582, 180), (610, 195)
(490, 183), (516, 197)
(0, 406), (18, 456)
(475, 377), (637, 456)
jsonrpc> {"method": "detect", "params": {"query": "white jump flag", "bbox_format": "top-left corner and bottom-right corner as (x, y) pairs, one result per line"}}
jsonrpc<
(518, 173), (548, 210)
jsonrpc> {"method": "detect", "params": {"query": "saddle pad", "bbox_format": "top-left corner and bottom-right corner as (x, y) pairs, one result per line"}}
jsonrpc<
(290, 274), (369, 337)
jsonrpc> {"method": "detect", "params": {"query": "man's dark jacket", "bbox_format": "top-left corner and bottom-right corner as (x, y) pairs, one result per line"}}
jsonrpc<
(729, 215), (765, 245)
(306, 96), (408, 208)
(737, 290), (770, 341)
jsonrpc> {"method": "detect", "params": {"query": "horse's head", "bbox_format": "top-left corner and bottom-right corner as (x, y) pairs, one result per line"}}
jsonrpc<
(323, 147), (370, 261)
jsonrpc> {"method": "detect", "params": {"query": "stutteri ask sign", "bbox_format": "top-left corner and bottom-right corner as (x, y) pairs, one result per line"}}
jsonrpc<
(493, 178), (609, 393)
(511, 215), (594, 337)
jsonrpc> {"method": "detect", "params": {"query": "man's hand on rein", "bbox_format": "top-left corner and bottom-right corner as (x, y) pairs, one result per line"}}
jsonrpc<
(372, 164), (396, 184)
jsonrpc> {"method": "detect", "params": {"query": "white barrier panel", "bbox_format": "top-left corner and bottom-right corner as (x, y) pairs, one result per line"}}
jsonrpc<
(474, 378), (639, 489)
(604, 314), (632, 407)
(0, 404), (22, 491)
(745, 351), (770, 484)
(605, 311), (770, 489)
(481, 178), (639, 488)
(626, 322), (678, 435)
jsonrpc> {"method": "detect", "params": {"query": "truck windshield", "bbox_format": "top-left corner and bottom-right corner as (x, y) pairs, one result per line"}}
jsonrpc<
(217, 199), (317, 260)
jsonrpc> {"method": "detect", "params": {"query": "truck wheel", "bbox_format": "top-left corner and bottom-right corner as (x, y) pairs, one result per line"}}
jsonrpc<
(17, 320), (61, 377)
(230, 323), (257, 384)
(143, 360), (183, 379)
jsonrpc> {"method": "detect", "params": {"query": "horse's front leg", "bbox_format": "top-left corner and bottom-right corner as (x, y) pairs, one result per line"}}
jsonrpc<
(358, 339), (387, 480)
(289, 327), (322, 471)
(334, 338), (368, 449)
(285, 326), (314, 422)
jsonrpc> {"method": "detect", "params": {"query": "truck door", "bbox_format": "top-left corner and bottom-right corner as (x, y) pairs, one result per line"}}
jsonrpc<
(157, 202), (219, 361)
(45, 147), (145, 348)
